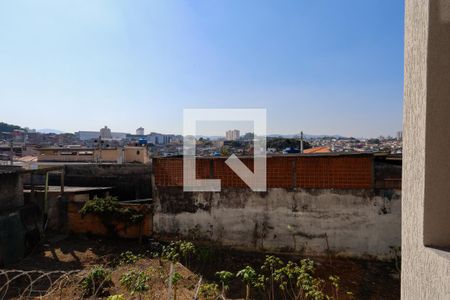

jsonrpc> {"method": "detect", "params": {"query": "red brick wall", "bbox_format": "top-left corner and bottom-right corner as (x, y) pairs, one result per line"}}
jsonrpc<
(267, 156), (296, 188)
(153, 155), (373, 189)
(296, 156), (373, 189)
(153, 158), (183, 186)
(214, 158), (254, 188)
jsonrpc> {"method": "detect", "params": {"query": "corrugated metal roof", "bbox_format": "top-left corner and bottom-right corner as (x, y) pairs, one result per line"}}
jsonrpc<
(0, 166), (22, 175)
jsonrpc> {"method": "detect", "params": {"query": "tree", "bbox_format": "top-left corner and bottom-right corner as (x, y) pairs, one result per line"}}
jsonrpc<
(241, 132), (255, 141)
(261, 255), (284, 300)
(237, 266), (258, 300)
(267, 138), (311, 151)
(220, 147), (230, 156)
(216, 270), (234, 298)
(119, 270), (150, 300)
(0, 122), (22, 133)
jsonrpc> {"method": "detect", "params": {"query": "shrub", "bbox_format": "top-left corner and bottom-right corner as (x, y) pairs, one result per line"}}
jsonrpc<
(118, 251), (142, 265)
(169, 272), (183, 300)
(237, 266), (258, 300)
(162, 240), (196, 266)
(79, 196), (145, 234)
(199, 283), (220, 300)
(80, 265), (112, 297)
(119, 270), (150, 297)
(215, 270), (234, 296)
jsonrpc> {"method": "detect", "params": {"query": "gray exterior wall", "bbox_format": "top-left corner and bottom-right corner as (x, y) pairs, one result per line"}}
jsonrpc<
(0, 171), (24, 211)
(402, 0), (450, 298)
(154, 187), (400, 259)
(0, 169), (42, 266)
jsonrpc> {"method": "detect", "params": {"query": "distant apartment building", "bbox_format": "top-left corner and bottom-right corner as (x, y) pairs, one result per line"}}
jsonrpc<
(100, 126), (112, 139)
(147, 133), (164, 145)
(226, 129), (240, 141)
(147, 132), (182, 145)
(36, 146), (149, 164)
(136, 127), (145, 135)
(75, 131), (99, 141)
(75, 130), (128, 141)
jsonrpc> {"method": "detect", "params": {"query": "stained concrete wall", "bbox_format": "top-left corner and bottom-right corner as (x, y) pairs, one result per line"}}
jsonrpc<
(154, 187), (400, 259)
(402, 0), (450, 298)
(0, 169), (42, 266)
(0, 169), (24, 211)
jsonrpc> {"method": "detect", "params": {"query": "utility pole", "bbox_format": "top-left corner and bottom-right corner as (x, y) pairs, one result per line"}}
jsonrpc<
(9, 139), (13, 165)
(98, 136), (102, 164)
(300, 131), (304, 154)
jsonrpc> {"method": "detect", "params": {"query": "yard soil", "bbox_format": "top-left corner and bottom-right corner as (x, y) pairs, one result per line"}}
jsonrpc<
(4, 235), (400, 299)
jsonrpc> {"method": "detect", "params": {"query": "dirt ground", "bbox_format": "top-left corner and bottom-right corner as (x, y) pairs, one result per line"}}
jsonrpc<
(2, 235), (400, 299)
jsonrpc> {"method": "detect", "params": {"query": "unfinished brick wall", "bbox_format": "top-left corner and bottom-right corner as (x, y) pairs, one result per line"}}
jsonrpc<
(296, 156), (373, 189)
(153, 155), (374, 189)
(153, 158), (183, 186)
(68, 201), (152, 238)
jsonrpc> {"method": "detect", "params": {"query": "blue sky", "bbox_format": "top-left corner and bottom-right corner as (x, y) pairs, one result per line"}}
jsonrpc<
(0, 0), (404, 137)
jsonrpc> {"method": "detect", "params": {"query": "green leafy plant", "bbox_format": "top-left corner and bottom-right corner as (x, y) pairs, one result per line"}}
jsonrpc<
(171, 272), (183, 300)
(171, 272), (183, 285)
(237, 266), (258, 300)
(119, 270), (150, 299)
(162, 240), (196, 267)
(107, 295), (125, 300)
(162, 243), (180, 263)
(79, 196), (145, 235)
(329, 275), (340, 300)
(118, 251), (142, 265)
(79, 196), (116, 215)
(252, 273), (269, 299)
(80, 265), (112, 297)
(215, 270), (234, 297)
(261, 255), (284, 300)
(179, 241), (196, 267)
(271, 259), (330, 300)
(198, 283), (220, 300)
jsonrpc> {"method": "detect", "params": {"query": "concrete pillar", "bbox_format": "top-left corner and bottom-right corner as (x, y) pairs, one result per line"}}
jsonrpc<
(402, 0), (450, 298)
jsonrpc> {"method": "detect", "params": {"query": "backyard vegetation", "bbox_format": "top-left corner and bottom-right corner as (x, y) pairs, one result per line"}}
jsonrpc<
(80, 196), (145, 227)
(1, 236), (399, 299)
(70, 240), (354, 300)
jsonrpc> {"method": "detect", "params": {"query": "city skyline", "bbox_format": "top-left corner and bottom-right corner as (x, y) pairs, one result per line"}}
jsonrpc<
(0, 1), (403, 137)
(3, 121), (400, 139)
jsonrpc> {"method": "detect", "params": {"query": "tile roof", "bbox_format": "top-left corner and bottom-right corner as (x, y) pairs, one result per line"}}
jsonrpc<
(303, 146), (331, 154)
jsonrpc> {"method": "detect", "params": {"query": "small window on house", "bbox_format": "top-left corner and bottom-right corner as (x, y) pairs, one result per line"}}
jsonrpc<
(137, 150), (140, 155)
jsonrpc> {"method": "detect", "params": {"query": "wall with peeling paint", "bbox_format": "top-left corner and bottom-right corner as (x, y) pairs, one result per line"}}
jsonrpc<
(153, 187), (400, 259)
